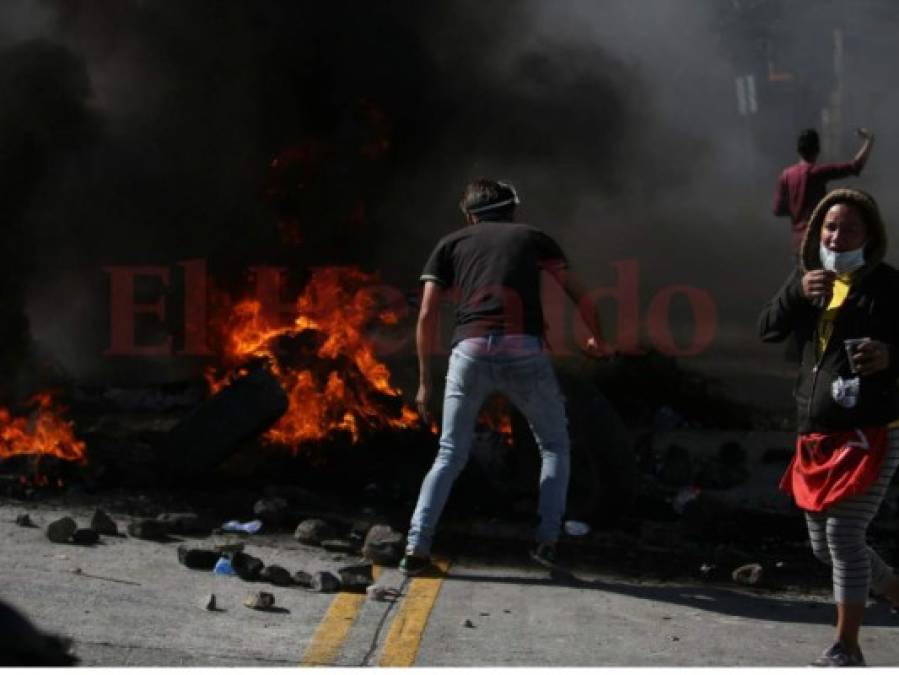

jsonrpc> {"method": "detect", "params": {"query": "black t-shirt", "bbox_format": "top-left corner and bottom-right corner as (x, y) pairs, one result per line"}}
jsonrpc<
(420, 221), (568, 345)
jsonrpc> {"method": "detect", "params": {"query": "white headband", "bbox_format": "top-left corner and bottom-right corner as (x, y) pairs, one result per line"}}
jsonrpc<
(466, 181), (521, 214)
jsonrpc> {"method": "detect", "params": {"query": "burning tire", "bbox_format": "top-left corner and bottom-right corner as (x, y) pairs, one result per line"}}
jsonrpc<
(162, 365), (288, 479)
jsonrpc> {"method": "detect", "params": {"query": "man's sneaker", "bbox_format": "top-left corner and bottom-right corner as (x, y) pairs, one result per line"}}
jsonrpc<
(399, 554), (431, 577)
(529, 542), (558, 569)
(810, 641), (866, 667)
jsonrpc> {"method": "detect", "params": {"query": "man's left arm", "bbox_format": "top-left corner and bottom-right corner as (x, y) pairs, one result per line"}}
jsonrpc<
(816, 130), (875, 179)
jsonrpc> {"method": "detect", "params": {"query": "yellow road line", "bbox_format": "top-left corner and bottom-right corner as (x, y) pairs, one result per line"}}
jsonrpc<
(301, 565), (382, 666)
(378, 558), (451, 667)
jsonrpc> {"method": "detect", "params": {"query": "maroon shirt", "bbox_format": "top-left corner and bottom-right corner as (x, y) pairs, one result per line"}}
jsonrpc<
(773, 159), (862, 251)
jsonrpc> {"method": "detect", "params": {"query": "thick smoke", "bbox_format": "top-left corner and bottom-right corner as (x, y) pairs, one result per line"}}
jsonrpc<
(1, 0), (897, 406)
(0, 28), (97, 400)
(523, 0), (899, 393)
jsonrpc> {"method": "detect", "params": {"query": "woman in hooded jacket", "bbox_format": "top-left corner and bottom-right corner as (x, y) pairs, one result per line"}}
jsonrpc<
(759, 188), (899, 667)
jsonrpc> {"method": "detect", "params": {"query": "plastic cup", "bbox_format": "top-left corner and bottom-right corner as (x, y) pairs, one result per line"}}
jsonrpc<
(213, 555), (236, 576)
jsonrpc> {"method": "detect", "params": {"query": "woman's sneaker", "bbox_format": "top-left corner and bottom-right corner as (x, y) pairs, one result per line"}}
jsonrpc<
(529, 542), (558, 569)
(399, 554), (431, 577)
(810, 641), (866, 667)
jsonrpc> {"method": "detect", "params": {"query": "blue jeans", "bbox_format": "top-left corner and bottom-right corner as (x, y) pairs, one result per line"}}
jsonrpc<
(406, 334), (571, 556)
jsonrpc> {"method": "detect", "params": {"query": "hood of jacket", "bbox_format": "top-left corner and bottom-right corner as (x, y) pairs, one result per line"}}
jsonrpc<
(800, 188), (887, 274)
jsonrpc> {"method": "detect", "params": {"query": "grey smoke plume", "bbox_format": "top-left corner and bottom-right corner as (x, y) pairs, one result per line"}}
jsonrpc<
(1, 0), (896, 403)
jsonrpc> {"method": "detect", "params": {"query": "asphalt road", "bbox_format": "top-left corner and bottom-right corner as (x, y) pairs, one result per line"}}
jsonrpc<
(2, 501), (898, 667)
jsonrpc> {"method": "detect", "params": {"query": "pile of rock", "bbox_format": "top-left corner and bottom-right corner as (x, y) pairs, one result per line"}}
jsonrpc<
(42, 508), (120, 545)
(293, 518), (405, 566)
(175, 541), (376, 594)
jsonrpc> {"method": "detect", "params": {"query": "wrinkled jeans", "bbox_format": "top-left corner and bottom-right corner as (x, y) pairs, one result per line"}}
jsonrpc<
(406, 334), (570, 556)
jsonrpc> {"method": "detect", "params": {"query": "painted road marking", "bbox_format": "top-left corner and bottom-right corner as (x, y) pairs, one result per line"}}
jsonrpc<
(301, 565), (382, 666)
(378, 558), (452, 667)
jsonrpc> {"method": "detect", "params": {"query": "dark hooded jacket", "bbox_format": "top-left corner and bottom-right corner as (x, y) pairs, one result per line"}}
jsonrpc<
(759, 188), (899, 433)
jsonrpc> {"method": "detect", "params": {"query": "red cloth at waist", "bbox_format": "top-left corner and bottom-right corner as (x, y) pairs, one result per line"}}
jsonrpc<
(779, 426), (888, 512)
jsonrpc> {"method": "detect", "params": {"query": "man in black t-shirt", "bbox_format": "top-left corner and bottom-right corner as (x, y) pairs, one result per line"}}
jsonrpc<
(400, 178), (609, 575)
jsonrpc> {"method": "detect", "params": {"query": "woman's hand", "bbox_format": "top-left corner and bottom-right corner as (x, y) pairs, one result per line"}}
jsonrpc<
(801, 269), (836, 301)
(851, 339), (891, 376)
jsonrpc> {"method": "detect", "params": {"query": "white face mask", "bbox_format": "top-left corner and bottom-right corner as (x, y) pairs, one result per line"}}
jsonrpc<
(820, 241), (866, 275)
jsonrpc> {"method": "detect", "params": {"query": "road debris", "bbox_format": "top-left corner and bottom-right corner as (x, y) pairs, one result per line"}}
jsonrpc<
(221, 519), (263, 535)
(46, 517), (76, 544)
(72, 528), (99, 545)
(732, 563), (764, 586)
(338, 563), (374, 591)
(243, 591), (275, 611)
(232, 552), (264, 581)
(362, 524), (404, 565)
(311, 571), (340, 593)
(260, 565), (293, 586)
(203, 594), (217, 611)
(366, 584), (400, 602)
(127, 519), (168, 541)
(294, 518), (335, 545)
(213, 556), (236, 576)
(177, 545), (220, 570)
(163, 365), (288, 478)
(15, 513), (35, 528)
(69, 568), (140, 586)
(90, 509), (118, 536)
(293, 570), (314, 588)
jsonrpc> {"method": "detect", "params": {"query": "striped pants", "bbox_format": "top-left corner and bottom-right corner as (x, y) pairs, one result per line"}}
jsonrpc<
(804, 427), (899, 604)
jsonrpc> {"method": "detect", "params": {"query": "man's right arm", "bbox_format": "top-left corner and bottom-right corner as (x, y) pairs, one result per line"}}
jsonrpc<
(545, 265), (610, 355)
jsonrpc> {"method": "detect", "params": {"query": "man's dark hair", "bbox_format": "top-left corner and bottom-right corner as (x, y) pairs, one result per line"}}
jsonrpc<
(797, 128), (820, 161)
(459, 178), (518, 221)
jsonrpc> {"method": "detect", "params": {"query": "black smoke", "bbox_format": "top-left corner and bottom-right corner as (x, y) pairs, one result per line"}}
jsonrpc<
(4, 0), (896, 405)
(0, 37), (97, 399)
(2, 0), (675, 382)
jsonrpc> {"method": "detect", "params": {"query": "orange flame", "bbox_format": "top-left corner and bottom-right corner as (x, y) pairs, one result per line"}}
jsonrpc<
(0, 393), (87, 481)
(207, 267), (421, 450)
